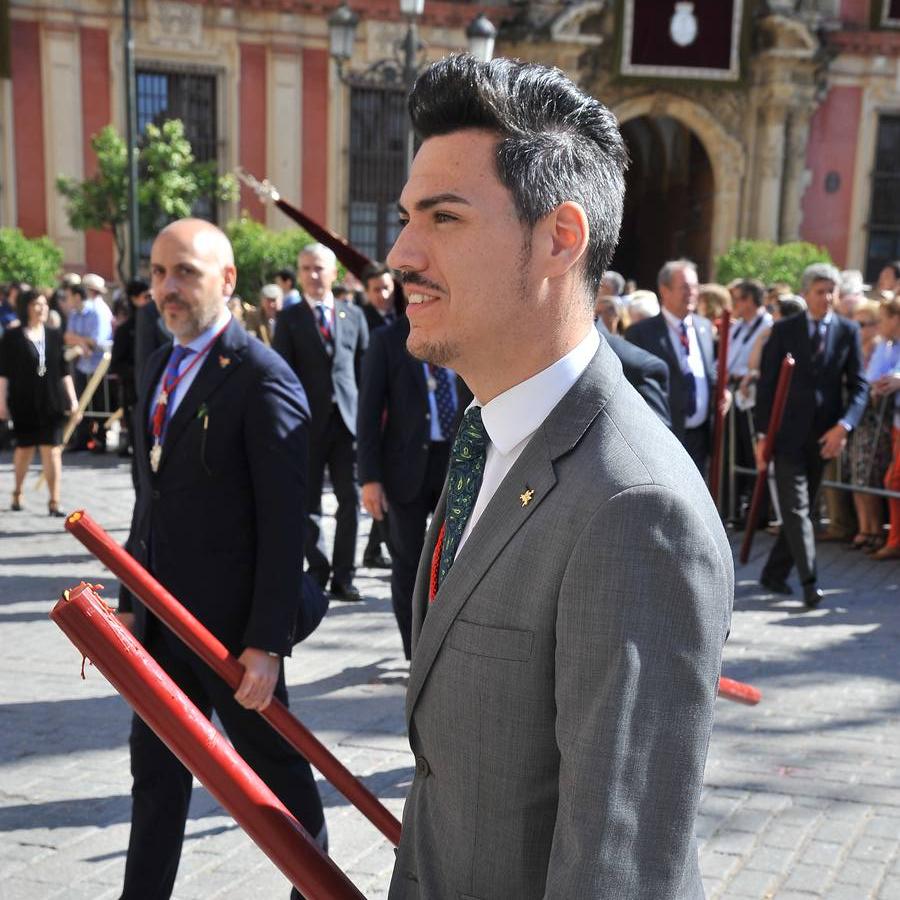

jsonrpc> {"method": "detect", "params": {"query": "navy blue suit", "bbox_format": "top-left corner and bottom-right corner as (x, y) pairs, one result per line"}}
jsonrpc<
(357, 318), (471, 658)
(625, 311), (716, 470)
(757, 311), (868, 587)
(595, 320), (671, 429)
(274, 298), (369, 588)
(119, 317), (324, 899)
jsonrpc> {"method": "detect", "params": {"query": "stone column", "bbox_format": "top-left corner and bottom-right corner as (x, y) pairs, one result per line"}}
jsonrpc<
(779, 106), (814, 243)
(754, 101), (788, 241)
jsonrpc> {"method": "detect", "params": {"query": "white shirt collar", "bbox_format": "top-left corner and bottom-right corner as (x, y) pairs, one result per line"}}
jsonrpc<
(476, 327), (599, 455)
(662, 306), (692, 330)
(306, 292), (335, 310)
(807, 309), (834, 327)
(178, 308), (232, 351)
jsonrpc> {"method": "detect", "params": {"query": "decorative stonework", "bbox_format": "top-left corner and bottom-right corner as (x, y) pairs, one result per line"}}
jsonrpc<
(147, 1), (204, 50)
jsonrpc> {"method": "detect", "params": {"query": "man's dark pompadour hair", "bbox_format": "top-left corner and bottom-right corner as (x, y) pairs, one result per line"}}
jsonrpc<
(408, 55), (628, 296)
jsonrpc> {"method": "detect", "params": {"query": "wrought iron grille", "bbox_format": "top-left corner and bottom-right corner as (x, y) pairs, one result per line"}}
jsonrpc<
(866, 114), (900, 282)
(136, 66), (219, 224)
(348, 85), (407, 262)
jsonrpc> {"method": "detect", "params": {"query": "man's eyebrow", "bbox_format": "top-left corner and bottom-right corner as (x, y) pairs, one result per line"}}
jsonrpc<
(398, 193), (472, 215)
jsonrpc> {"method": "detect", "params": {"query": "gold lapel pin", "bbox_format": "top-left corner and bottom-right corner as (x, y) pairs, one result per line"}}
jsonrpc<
(520, 487), (535, 508)
(219, 355), (231, 368)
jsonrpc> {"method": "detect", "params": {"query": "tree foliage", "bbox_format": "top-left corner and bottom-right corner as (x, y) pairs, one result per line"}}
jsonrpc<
(225, 216), (318, 301)
(56, 120), (238, 284)
(0, 228), (64, 288)
(715, 240), (833, 291)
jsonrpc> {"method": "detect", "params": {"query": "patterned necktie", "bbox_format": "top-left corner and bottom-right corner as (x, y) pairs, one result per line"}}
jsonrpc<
(429, 364), (456, 440)
(679, 322), (698, 417)
(315, 302), (333, 348)
(438, 406), (488, 587)
(150, 345), (193, 441)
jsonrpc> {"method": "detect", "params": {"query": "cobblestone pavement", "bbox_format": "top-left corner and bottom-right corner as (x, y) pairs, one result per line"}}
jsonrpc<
(1, 451), (898, 899)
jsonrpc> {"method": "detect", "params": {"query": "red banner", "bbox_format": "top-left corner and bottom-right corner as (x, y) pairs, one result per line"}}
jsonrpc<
(620, 0), (744, 82)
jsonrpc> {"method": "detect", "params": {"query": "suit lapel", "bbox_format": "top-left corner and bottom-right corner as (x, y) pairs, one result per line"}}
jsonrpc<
(405, 340), (623, 723)
(158, 319), (247, 468)
(651, 314), (680, 375)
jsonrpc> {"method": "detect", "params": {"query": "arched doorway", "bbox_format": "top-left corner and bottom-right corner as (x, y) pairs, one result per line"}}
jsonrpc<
(611, 115), (715, 289)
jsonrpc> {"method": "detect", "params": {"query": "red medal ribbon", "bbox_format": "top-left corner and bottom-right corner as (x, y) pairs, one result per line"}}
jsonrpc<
(429, 521), (446, 603)
(151, 321), (230, 446)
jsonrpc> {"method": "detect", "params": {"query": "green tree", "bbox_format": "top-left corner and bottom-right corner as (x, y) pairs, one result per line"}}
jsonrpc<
(225, 216), (324, 301)
(715, 239), (833, 291)
(56, 120), (238, 284)
(0, 228), (63, 288)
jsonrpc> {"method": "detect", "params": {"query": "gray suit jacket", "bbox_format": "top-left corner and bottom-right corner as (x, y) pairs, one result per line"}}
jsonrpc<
(389, 338), (733, 900)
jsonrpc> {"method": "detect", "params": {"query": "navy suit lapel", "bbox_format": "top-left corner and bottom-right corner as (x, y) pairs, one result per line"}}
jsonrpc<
(651, 314), (680, 375)
(159, 319), (247, 468)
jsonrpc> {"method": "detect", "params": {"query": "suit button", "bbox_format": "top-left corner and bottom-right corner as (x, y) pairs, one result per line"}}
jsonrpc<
(415, 755), (430, 777)
(152, 490), (161, 500)
(422, 443), (429, 450)
(425, 413), (430, 420)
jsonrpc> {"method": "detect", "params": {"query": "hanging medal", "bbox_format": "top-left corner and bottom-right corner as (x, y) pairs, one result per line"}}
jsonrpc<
(148, 321), (229, 475)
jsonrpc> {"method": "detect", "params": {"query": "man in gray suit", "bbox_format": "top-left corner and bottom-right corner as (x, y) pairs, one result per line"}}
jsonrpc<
(386, 55), (733, 899)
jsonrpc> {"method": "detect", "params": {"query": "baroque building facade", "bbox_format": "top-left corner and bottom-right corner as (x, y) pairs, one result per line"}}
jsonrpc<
(0, 0), (897, 287)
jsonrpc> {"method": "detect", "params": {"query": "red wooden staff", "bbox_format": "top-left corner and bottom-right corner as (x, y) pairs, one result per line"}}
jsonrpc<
(50, 584), (364, 900)
(235, 168), (407, 313)
(739, 354), (796, 565)
(65, 510), (402, 848)
(708, 309), (732, 506)
(718, 676), (761, 706)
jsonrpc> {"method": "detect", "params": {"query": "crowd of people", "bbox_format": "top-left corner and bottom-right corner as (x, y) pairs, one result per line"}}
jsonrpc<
(593, 257), (900, 609)
(3, 51), (899, 900)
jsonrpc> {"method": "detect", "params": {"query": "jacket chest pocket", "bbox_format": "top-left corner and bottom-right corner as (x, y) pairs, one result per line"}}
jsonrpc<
(448, 619), (534, 662)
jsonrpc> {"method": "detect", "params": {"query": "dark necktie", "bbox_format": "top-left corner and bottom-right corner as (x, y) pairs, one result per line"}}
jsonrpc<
(810, 321), (823, 357)
(437, 407), (488, 587)
(679, 322), (697, 418)
(429, 364), (456, 440)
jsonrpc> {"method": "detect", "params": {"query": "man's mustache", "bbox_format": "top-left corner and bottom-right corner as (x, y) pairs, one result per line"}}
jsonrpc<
(398, 271), (445, 294)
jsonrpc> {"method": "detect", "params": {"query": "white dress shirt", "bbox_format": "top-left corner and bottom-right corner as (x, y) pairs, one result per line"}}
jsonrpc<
(727, 309), (772, 378)
(456, 327), (600, 556)
(661, 307), (709, 429)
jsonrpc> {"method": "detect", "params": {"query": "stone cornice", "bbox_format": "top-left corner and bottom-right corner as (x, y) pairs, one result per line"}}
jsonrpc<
(828, 29), (900, 57)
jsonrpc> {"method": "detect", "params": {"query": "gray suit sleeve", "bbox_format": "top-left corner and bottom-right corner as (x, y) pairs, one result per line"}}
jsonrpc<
(545, 485), (732, 899)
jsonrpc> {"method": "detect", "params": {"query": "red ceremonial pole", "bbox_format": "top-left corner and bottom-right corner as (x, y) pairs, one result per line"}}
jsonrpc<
(718, 676), (761, 706)
(50, 584), (364, 900)
(65, 510), (402, 848)
(740, 354), (796, 565)
(708, 309), (731, 507)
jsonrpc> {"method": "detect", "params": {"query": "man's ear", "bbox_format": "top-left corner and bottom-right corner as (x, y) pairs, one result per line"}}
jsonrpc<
(539, 201), (589, 280)
(223, 264), (237, 296)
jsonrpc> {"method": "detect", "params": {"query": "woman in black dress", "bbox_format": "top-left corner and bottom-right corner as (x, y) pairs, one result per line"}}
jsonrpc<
(0, 289), (79, 514)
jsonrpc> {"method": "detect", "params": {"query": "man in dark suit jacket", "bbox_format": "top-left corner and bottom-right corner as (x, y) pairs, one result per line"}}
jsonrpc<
(358, 262), (400, 569)
(273, 243), (369, 600)
(755, 263), (868, 608)
(117, 219), (324, 900)
(358, 316), (472, 659)
(595, 317), (671, 428)
(625, 259), (720, 472)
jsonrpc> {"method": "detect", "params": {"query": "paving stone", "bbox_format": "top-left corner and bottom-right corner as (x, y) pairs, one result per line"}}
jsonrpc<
(3, 453), (900, 898)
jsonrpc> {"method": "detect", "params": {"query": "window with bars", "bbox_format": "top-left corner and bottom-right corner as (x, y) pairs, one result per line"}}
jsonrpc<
(136, 66), (219, 223)
(866, 114), (900, 282)
(348, 85), (407, 261)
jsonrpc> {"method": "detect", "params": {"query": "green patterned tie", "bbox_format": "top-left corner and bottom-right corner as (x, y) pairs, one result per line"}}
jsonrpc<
(438, 406), (488, 586)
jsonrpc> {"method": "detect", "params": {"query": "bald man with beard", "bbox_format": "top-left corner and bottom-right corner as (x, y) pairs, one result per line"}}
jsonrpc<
(117, 218), (326, 900)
